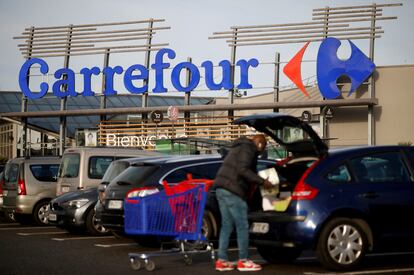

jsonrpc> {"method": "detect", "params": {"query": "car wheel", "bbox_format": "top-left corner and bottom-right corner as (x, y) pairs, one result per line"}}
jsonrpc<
(316, 218), (368, 270)
(33, 201), (50, 226)
(86, 209), (109, 236)
(202, 210), (215, 240)
(257, 246), (302, 264)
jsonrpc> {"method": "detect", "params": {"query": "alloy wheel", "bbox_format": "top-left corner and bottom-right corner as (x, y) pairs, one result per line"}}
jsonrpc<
(327, 224), (363, 265)
(37, 204), (50, 225)
(92, 212), (107, 233)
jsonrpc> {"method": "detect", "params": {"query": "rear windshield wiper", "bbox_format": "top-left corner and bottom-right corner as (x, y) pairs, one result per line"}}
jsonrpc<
(116, 181), (131, 185)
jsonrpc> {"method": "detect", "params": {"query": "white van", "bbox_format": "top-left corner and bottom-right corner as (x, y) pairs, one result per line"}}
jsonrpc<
(56, 147), (161, 196)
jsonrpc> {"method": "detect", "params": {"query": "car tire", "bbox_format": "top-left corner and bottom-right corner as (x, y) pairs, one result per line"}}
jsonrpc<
(316, 217), (368, 271)
(202, 210), (215, 240)
(33, 200), (51, 226)
(257, 246), (302, 264)
(85, 209), (109, 236)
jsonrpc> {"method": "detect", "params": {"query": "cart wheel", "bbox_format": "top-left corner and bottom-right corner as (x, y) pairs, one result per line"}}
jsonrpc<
(145, 260), (156, 271)
(184, 256), (192, 266)
(130, 257), (141, 270)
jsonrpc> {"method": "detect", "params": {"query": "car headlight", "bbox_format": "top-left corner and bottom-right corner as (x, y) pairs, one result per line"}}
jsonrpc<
(67, 198), (89, 209)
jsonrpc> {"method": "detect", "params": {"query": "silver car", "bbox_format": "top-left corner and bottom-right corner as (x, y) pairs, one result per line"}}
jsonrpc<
(2, 157), (60, 225)
(56, 147), (161, 196)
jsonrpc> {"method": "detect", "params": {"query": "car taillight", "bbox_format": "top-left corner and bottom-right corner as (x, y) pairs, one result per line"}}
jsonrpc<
(126, 187), (159, 199)
(18, 178), (26, 195)
(0, 178), (4, 194)
(291, 160), (320, 201)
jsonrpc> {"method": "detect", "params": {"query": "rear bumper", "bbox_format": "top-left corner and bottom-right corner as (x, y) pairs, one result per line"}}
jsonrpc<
(95, 202), (124, 230)
(248, 211), (316, 249)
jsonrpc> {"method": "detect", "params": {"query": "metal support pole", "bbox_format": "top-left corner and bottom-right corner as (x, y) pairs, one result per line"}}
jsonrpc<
(228, 28), (237, 118)
(141, 19), (154, 121)
(100, 48), (110, 122)
(320, 7), (330, 139)
(184, 57), (192, 136)
(59, 25), (73, 156)
(21, 26), (34, 158)
(273, 52), (280, 113)
(368, 3), (377, 145)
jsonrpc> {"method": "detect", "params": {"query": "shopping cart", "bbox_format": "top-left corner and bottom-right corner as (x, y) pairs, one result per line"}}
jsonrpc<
(125, 178), (215, 271)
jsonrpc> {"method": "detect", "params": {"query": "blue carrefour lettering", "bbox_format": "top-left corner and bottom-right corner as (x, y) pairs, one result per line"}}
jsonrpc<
(201, 60), (233, 90)
(80, 67), (100, 96)
(171, 62), (200, 92)
(18, 48), (260, 99)
(19, 58), (49, 99)
(236, 59), (259, 89)
(152, 48), (176, 93)
(317, 37), (375, 99)
(52, 68), (77, 98)
(124, 64), (148, 94)
(102, 66), (123, 96)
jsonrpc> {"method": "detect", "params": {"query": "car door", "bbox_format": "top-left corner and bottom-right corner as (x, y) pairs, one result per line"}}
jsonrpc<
(348, 150), (414, 239)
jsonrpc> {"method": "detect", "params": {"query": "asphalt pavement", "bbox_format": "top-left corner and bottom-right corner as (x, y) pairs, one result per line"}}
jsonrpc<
(1, 217), (414, 275)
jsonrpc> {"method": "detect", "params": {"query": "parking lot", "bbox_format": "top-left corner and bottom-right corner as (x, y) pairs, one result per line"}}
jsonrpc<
(1, 219), (414, 275)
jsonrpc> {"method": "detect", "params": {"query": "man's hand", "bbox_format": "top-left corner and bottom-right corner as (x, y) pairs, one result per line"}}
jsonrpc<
(263, 178), (273, 190)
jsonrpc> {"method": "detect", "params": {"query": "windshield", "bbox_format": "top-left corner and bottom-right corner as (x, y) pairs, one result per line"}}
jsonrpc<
(110, 165), (158, 186)
(102, 161), (130, 183)
(58, 153), (80, 178)
(265, 125), (311, 145)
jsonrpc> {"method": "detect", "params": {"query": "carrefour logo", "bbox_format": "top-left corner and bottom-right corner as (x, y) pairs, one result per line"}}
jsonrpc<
(284, 37), (376, 99)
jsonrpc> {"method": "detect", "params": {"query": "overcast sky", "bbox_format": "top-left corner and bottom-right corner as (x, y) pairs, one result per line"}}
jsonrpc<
(0, 0), (412, 98)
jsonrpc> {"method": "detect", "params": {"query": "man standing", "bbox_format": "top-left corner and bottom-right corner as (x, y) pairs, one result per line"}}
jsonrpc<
(214, 134), (271, 272)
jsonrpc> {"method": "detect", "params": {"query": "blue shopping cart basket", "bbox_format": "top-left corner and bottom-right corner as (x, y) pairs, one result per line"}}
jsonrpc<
(124, 184), (207, 241)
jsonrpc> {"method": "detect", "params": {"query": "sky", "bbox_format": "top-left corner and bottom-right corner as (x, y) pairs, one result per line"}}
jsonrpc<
(0, 0), (413, 98)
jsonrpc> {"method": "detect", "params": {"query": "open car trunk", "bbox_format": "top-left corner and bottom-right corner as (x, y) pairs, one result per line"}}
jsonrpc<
(234, 113), (327, 213)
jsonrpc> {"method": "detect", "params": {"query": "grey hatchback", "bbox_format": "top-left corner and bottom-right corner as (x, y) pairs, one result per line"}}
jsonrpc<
(2, 157), (60, 225)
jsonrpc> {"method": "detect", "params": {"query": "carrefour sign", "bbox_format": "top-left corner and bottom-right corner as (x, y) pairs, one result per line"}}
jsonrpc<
(19, 37), (375, 100)
(19, 48), (259, 99)
(284, 37), (375, 99)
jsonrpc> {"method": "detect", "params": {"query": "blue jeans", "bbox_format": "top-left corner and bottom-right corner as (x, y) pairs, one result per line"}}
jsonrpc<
(216, 188), (249, 260)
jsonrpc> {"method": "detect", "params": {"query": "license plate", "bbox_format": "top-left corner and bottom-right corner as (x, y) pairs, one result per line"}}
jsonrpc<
(107, 200), (123, 210)
(250, 222), (269, 234)
(3, 190), (8, 196)
(62, 186), (70, 193)
(48, 213), (57, 221)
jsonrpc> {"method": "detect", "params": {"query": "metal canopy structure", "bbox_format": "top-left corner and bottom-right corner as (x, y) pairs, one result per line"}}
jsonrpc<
(13, 19), (170, 156)
(209, 2), (401, 144)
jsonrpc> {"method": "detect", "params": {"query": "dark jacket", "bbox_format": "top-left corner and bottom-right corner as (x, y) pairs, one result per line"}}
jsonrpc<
(215, 137), (265, 200)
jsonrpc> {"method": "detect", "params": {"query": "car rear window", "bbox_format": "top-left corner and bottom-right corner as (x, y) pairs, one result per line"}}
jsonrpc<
(163, 163), (222, 184)
(58, 153), (80, 178)
(102, 161), (130, 183)
(4, 163), (19, 183)
(88, 156), (114, 179)
(110, 165), (158, 186)
(30, 164), (59, 182)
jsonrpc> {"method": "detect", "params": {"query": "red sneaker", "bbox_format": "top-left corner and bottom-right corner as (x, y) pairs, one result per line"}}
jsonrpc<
(215, 259), (235, 271)
(237, 260), (262, 271)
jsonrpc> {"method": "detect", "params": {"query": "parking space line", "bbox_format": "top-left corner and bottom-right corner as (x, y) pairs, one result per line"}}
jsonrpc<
(52, 236), (115, 241)
(95, 243), (137, 248)
(0, 226), (55, 231)
(0, 223), (19, 227)
(17, 231), (67, 236)
(304, 267), (414, 275)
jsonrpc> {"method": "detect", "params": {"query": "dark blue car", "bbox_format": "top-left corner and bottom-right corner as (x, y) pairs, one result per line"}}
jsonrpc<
(236, 113), (414, 271)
